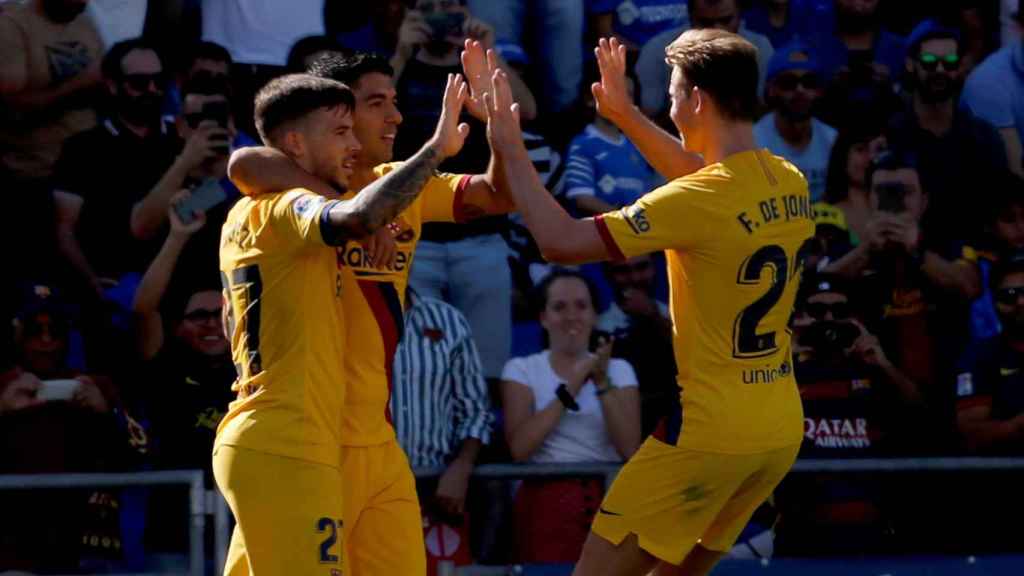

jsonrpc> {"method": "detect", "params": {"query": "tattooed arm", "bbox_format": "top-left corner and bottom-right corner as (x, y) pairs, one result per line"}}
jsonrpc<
(320, 74), (471, 245)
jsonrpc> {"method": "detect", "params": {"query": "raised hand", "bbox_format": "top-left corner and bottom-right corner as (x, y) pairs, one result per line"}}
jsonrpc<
(429, 73), (471, 159)
(461, 40), (499, 121)
(482, 68), (523, 154)
(168, 189), (207, 236)
(590, 335), (614, 385)
(592, 37), (633, 124)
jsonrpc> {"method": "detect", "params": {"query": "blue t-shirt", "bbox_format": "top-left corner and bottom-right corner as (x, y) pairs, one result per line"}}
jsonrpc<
(590, 0), (687, 49)
(742, 0), (828, 50)
(961, 41), (1024, 168)
(753, 115), (837, 202)
(563, 124), (658, 209)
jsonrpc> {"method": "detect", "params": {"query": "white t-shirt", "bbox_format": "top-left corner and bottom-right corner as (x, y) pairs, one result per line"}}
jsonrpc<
(201, 0), (325, 66)
(753, 114), (838, 202)
(502, 351), (639, 464)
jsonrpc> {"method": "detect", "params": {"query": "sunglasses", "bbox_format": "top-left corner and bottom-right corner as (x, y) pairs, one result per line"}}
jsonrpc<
(918, 52), (960, 72)
(995, 286), (1024, 306)
(774, 73), (822, 91)
(804, 301), (851, 321)
(121, 73), (166, 92)
(183, 307), (222, 323)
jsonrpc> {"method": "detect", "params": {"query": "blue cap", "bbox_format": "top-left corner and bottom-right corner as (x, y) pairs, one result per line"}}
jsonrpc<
(905, 19), (960, 55)
(766, 41), (821, 81)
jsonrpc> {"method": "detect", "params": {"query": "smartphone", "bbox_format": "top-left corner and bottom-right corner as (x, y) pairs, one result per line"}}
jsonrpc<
(175, 178), (227, 225)
(874, 181), (907, 213)
(202, 100), (232, 154)
(38, 379), (82, 401)
(424, 12), (465, 42)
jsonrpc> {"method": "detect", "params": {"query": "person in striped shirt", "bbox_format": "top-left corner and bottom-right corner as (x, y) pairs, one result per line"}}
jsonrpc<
(391, 288), (493, 514)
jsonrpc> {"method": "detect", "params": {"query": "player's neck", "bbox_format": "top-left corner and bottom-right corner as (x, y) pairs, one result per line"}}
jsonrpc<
(349, 164), (377, 192)
(700, 121), (757, 165)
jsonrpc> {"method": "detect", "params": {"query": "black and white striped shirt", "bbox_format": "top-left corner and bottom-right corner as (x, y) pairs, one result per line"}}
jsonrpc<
(391, 294), (493, 469)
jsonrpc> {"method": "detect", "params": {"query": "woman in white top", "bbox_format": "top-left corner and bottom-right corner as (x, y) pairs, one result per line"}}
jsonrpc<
(501, 269), (641, 563)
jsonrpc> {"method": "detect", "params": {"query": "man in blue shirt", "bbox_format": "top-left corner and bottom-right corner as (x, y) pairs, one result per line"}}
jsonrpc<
(961, 8), (1024, 177)
(590, 0), (687, 52)
(564, 72), (658, 215)
(754, 41), (838, 202)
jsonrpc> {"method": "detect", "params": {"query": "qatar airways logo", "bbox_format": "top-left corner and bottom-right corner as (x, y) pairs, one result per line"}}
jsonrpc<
(804, 417), (871, 449)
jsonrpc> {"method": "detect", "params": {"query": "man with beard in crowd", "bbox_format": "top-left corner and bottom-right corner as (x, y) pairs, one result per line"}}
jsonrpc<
(754, 41), (837, 202)
(886, 20), (1007, 246)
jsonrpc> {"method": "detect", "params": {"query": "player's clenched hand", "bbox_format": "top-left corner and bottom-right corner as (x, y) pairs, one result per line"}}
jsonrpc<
(592, 37), (633, 124)
(461, 40), (499, 121)
(429, 73), (471, 159)
(362, 226), (398, 270)
(482, 68), (523, 154)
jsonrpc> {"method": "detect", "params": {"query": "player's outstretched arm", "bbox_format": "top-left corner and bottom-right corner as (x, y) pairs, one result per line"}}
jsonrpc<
(592, 37), (703, 180)
(485, 69), (609, 265)
(228, 146), (336, 198)
(323, 73), (471, 242)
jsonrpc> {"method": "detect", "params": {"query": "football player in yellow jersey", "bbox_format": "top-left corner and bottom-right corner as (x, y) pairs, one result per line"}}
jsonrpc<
(227, 45), (512, 575)
(484, 30), (814, 575)
(216, 72), (471, 575)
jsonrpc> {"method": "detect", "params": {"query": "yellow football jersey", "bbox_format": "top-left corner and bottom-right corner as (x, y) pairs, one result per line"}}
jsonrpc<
(596, 149), (815, 453)
(337, 163), (470, 446)
(217, 188), (348, 467)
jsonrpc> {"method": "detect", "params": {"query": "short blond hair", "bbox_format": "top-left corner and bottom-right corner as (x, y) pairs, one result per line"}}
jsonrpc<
(665, 28), (759, 122)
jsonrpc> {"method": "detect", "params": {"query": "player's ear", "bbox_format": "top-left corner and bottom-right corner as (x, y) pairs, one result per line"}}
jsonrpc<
(281, 130), (306, 159)
(692, 86), (704, 115)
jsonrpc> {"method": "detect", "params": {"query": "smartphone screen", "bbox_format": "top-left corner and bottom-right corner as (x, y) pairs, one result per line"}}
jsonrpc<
(175, 178), (227, 225)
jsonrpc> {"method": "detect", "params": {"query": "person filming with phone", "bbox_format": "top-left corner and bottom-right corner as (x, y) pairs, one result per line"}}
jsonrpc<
(825, 150), (980, 426)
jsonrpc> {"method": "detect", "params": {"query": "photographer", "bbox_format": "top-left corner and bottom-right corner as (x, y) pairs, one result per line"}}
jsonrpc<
(776, 274), (923, 555)
(824, 150), (980, 392)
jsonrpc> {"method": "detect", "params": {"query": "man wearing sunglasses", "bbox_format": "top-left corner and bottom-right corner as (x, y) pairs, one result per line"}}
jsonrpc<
(754, 41), (837, 202)
(955, 250), (1024, 454)
(887, 20), (1007, 250)
(53, 38), (183, 280)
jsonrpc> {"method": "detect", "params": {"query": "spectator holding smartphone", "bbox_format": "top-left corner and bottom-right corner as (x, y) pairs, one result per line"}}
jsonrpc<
(825, 151), (980, 424)
(131, 193), (235, 558)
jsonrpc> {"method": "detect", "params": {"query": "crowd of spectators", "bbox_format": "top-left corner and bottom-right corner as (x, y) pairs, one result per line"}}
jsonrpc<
(2, 0), (1023, 571)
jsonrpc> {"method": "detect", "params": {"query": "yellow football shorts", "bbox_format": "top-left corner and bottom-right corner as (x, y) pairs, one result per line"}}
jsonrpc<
(592, 437), (799, 565)
(213, 445), (346, 575)
(340, 438), (425, 575)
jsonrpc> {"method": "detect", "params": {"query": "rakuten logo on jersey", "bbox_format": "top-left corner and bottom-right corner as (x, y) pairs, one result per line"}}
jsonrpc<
(804, 417), (871, 449)
(337, 245), (411, 272)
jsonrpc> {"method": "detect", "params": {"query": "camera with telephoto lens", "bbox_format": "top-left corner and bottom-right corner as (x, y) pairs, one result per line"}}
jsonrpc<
(801, 320), (860, 355)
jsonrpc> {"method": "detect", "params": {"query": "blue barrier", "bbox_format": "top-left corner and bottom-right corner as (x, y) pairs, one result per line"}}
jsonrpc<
(514, 556), (1024, 576)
